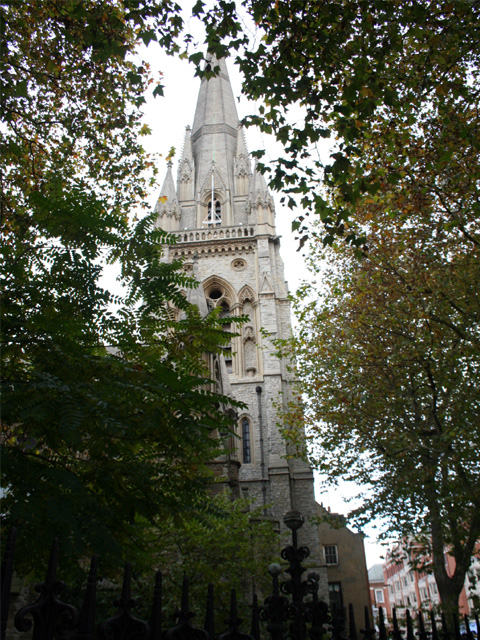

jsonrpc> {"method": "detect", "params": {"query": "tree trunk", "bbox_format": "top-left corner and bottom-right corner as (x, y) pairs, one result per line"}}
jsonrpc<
(428, 494), (475, 617)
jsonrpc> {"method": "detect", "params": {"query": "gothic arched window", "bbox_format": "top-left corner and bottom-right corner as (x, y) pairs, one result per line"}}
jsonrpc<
(206, 286), (233, 373)
(241, 417), (251, 464)
(207, 199), (221, 225)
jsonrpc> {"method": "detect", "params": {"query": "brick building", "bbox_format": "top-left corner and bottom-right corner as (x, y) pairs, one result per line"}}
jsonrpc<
(316, 503), (372, 626)
(380, 540), (480, 614)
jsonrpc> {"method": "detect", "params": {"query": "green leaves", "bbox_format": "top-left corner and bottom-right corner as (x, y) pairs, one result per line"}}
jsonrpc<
(132, 491), (279, 619)
(0, 0), (243, 579)
(192, 0), (480, 248)
(283, 193), (480, 605)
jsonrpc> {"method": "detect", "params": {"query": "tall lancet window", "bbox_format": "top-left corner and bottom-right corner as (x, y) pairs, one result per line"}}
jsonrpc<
(241, 418), (251, 464)
(207, 199), (221, 225)
(206, 286), (233, 373)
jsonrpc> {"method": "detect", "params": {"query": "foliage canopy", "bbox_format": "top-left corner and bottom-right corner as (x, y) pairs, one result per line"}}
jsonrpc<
(190, 0), (480, 248)
(0, 0), (241, 576)
(281, 175), (480, 610)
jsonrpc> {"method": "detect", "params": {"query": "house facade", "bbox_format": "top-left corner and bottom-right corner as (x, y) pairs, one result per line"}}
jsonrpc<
(316, 503), (372, 626)
(381, 540), (480, 615)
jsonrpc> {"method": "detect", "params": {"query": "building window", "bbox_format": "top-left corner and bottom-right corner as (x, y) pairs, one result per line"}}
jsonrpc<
(430, 583), (438, 595)
(242, 418), (251, 463)
(324, 545), (338, 565)
(375, 589), (385, 604)
(328, 582), (343, 612)
(207, 199), (221, 225)
(206, 287), (233, 373)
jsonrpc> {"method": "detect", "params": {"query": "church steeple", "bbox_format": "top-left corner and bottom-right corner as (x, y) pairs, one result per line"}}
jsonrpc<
(191, 56), (239, 227)
(155, 56), (276, 233)
(154, 58), (328, 591)
(191, 56), (239, 191)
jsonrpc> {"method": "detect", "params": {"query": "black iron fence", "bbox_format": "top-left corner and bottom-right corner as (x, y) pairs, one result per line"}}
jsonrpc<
(1, 512), (478, 640)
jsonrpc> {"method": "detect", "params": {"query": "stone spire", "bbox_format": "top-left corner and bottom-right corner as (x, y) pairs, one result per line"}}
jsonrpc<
(234, 125), (252, 196)
(247, 162), (275, 230)
(191, 56), (239, 206)
(155, 161), (180, 231)
(177, 126), (195, 201)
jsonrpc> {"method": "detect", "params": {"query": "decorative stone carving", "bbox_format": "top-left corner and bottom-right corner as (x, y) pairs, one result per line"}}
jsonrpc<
(232, 258), (246, 271)
(243, 325), (256, 344)
(239, 286), (255, 303)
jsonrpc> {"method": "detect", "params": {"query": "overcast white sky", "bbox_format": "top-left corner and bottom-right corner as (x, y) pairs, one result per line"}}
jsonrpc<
(136, 28), (386, 567)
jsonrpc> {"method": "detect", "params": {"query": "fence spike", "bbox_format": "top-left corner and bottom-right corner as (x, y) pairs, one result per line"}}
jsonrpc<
(149, 571), (163, 640)
(406, 609), (414, 640)
(349, 603), (357, 640)
(78, 555), (98, 640)
(441, 612), (450, 640)
(229, 589), (240, 631)
(14, 537), (79, 638)
(204, 583), (215, 640)
(250, 593), (260, 640)
(98, 562), (149, 640)
(417, 611), (428, 640)
(1, 527), (17, 640)
(122, 562), (132, 603)
(181, 572), (189, 616)
(392, 608), (402, 640)
(430, 609), (439, 640)
(360, 605), (375, 640)
(378, 607), (387, 640)
(217, 589), (253, 640)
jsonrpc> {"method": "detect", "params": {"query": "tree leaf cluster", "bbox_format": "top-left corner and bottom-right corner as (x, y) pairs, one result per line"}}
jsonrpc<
(130, 491), (279, 625)
(1, 0), (243, 578)
(180, 0), (480, 248)
(281, 198), (480, 609)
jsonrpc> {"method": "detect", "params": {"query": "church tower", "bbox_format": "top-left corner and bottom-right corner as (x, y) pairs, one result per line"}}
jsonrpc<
(155, 57), (327, 593)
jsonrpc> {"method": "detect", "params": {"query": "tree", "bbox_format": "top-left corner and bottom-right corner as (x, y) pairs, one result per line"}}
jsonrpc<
(182, 0), (480, 611)
(0, 0), (241, 576)
(191, 0), (480, 249)
(279, 195), (480, 611)
(131, 491), (279, 624)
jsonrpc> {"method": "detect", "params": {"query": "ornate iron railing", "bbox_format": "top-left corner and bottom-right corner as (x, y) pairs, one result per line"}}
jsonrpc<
(1, 513), (478, 640)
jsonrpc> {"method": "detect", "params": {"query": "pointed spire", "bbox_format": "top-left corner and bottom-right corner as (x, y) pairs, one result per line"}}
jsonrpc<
(181, 125), (194, 162)
(157, 161), (178, 206)
(246, 162), (274, 226)
(191, 56), (239, 206)
(234, 125), (251, 196)
(235, 124), (249, 160)
(177, 126), (194, 200)
(192, 57), (239, 135)
(249, 161), (270, 203)
(155, 161), (180, 230)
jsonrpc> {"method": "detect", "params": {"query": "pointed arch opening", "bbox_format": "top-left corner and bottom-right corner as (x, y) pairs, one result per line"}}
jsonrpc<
(204, 277), (237, 375)
(201, 188), (223, 227)
(239, 416), (252, 464)
(206, 199), (222, 225)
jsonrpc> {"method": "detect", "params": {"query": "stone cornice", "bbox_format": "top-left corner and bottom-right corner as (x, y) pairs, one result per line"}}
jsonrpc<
(191, 123), (237, 143)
